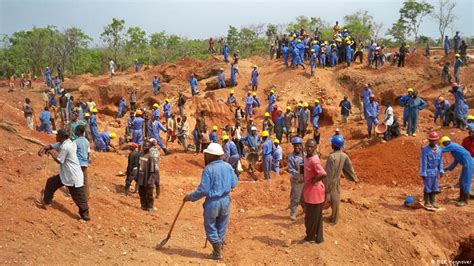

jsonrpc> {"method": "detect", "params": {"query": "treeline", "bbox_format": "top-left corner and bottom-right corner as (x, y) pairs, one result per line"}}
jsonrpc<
(0, 1), (469, 79)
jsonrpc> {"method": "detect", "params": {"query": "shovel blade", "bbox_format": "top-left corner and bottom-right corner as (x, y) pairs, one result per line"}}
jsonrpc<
(155, 236), (170, 250)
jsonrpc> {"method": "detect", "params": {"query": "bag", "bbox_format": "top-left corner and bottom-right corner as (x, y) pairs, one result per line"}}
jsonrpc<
(237, 160), (243, 172)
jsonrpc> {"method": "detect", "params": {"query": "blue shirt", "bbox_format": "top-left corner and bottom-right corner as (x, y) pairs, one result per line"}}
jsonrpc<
(152, 78), (159, 88)
(152, 109), (160, 120)
(242, 134), (260, 149)
(187, 160), (238, 201)
(39, 110), (51, 124)
(132, 117), (145, 131)
(74, 136), (90, 167)
(287, 152), (304, 180)
(262, 139), (273, 156)
(99, 131), (111, 146)
(152, 120), (166, 139)
(361, 88), (372, 105)
(224, 140), (239, 159)
(272, 145), (282, 162)
(420, 145), (443, 177)
(442, 142), (473, 168)
(367, 101), (379, 118)
(209, 131), (218, 143)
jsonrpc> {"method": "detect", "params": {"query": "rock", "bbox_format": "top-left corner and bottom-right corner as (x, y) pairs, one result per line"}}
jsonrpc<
(239, 209), (245, 213)
(363, 244), (370, 250)
(73, 231), (79, 236)
(120, 227), (127, 234)
(284, 239), (292, 247)
(279, 230), (286, 235)
(392, 180), (398, 186)
(384, 217), (402, 229)
(122, 251), (127, 255)
(130, 232), (138, 238)
(334, 240), (338, 245)
(87, 235), (93, 240)
(362, 203), (370, 209)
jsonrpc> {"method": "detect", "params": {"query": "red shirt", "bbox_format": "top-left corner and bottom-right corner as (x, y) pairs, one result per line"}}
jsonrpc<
(303, 155), (326, 204)
(462, 137), (474, 157)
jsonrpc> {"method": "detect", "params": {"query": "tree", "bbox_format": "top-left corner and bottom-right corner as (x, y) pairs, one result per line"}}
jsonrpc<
(372, 22), (384, 42)
(399, 0), (434, 41)
(101, 18), (126, 66)
(265, 24), (278, 42)
(388, 19), (409, 44)
(125, 26), (148, 63)
(227, 25), (239, 50)
(431, 0), (457, 42)
(53, 27), (92, 75)
(344, 11), (375, 41)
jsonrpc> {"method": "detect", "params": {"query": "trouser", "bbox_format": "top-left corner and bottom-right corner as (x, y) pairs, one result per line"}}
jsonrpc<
(366, 118), (378, 137)
(37, 123), (52, 134)
(354, 51), (363, 64)
(81, 166), (89, 199)
(132, 130), (143, 145)
(342, 115), (348, 123)
(138, 186), (154, 210)
(459, 164), (473, 198)
(178, 135), (188, 150)
(43, 174), (89, 219)
(454, 69), (460, 83)
(407, 112), (418, 135)
(263, 155), (272, 180)
(179, 105), (185, 117)
(325, 188), (340, 224)
(25, 116), (34, 130)
(195, 139), (201, 153)
(384, 125), (392, 141)
(290, 179), (304, 216)
(130, 102), (136, 112)
(60, 108), (68, 123)
(442, 72), (452, 83)
(204, 197), (230, 245)
(398, 55), (405, 67)
(304, 202), (324, 243)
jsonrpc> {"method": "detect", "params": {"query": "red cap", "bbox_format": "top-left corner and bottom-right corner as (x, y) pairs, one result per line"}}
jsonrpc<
(452, 82), (458, 88)
(428, 132), (440, 141)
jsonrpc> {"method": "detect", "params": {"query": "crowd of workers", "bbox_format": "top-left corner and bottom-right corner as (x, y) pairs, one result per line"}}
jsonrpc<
(10, 24), (471, 261)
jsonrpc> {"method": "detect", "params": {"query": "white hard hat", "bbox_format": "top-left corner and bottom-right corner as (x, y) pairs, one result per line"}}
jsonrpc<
(204, 143), (224, 156)
(251, 126), (257, 131)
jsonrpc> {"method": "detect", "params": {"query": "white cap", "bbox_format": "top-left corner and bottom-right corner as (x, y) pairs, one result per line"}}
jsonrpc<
(204, 143), (224, 156)
(251, 126), (257, 131)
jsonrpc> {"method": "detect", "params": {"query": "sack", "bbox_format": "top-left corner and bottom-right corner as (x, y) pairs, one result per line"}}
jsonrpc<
(237, 160), (243, 172)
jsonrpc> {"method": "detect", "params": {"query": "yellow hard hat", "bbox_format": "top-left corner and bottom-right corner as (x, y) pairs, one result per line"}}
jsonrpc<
(230, 90), (234, 94)
(264, 112), (270, 117)
(270, 89), (275, 94)
(153, 103), (159, 108)
(303, 102), (309, 107)
(468, 115), (474, 121)
(165, 98), (170, 102)
(439, 136), (451, 147)
(92, 108), (98, 113)
(222, 135), (229, 141)
(314, 99), (320, 103)
(292, 34), (296, 38)
(253, 92), (257, 96)
(261, 131), (269, 137)
(273, 139), (280, 144)
(336, 38), (342, 42)
(297, 39), (302, 43)
(286, 106), (292, 110)
(312, 41), (316, 45)
(324, 41), (328, 45)
(297, 103), (303, 107)
(310, 49), (315, 53)
(136, 110), (143, 115)
(407, 88), (414, 93)
(84, 113), (90, 117)
(253, 64), (257, 68)
(212, 125), (218, 131)
(455, 54), (460, 58)
(346, 41), (351, 44)
(109, 132), (117, 139)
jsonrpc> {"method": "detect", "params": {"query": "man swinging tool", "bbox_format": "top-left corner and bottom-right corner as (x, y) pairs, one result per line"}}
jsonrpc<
(183, 143), (238, 260)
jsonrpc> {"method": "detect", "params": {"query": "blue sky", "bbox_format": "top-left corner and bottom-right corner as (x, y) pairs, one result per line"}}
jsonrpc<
(1, 0), (473, 46)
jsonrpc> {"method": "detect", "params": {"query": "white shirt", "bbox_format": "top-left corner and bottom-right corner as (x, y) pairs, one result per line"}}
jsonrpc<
(384, 106), (394, 126)
(52, 139), (84, 187)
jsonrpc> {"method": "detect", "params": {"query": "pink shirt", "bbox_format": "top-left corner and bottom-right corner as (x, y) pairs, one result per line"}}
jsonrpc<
(303, 155), (326, 204)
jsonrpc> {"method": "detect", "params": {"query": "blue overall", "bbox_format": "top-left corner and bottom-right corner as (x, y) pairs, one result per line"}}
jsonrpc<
(117, 99), (126, 118)
(135, 61), (140, 72)
(37, 110), (51, 134)
(89, 114), (99, 140)
(224, 140), (239, 170)
(163, 103), (172, 120)
(361, 88), (372, 119)
(251, 70), (259, 88)
(454, 58), (462, 82)
(444, 38), (450, 56)
(262, 139), (273, 180)
(152, 108), (160, 120)
(407, 97), (427, 135)
(131, 117), (145, 145)
(292, 47), (303, 68)
(420, 145), (444, 193)
(209, 131), (218, 143)
(217, 72), (226, 88)
(442, 142), (473, 195)
(366, 101), (379, 133)
(272, 145), (282, 174)
(267, 94), (276, 113)
(152, 120), (167, 150)
(282, 46), (289, 66)
(230, 65), (238, 87)
(187, 160), (238, 245)
(346, 45), (352, 65)
(245, 96), (254, 116)
(295, 42), (305, 63)
(190, 77), (198, 95)
(253, 96), (261, 108)
(451, 88), (467, 122)
(152, 78), (160, 96)
(223, 46), (229, 63)
(97, 131), (111, 152)
(310, 53), (317, 76)
(312, 105), (322, 129)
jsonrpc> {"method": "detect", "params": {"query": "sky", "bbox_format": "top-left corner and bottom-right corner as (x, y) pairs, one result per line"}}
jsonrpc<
(1, 0), (473, 46)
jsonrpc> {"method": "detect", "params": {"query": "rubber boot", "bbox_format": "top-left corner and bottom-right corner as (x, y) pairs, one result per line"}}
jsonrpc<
(456, 193), (468, 207)
(423, 192), (431, 207)
(429, 193), (439, 209)
(124, 185), (130, 196)
(209, 242), (222, 260)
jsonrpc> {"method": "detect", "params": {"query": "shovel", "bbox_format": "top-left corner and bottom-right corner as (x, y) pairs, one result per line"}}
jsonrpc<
(155, 201), (186, 250)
